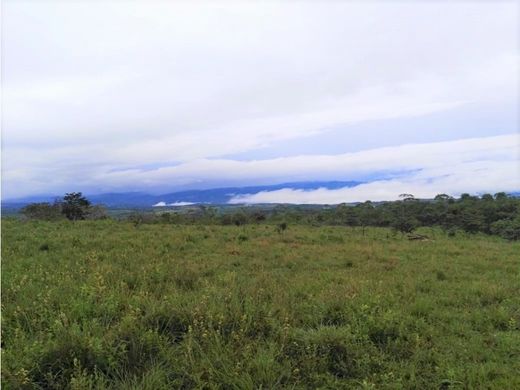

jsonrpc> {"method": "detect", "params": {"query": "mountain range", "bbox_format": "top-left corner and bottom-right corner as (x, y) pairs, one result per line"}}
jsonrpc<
(2, 181), (362, 209)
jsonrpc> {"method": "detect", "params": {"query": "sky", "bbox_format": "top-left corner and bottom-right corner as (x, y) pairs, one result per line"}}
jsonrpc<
(2, 1), (519, 203)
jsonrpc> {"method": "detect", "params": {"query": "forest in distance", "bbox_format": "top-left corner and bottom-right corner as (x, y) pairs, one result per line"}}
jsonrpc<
(14, 191), (520, 241)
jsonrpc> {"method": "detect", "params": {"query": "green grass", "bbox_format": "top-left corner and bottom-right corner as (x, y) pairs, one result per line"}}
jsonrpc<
(2, 219), (519, 389)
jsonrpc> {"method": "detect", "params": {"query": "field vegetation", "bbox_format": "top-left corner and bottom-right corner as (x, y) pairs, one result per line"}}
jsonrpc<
(2, 218), (519, 389)
(18, 192), (520, 241)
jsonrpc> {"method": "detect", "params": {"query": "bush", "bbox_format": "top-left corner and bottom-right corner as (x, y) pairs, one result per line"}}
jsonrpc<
(21, 202), (63, 221)
(232, 212), (248, 226)
(85, 205), (109, 220)
(127, 212), (156, 227)
(276, 222), (288, 234)
(491, 218), (520, 241)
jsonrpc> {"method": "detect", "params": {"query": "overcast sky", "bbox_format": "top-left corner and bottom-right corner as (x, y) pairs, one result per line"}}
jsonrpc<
(2, 1), (519, 202)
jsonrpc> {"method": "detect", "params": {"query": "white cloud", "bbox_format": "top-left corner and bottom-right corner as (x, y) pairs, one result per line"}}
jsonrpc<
(153, 201), (194, 207)
(228, 160), (519, 204)
(223, 134), (520, 203)
(1, 1), (518, 198)
(4, 134), (517, 200)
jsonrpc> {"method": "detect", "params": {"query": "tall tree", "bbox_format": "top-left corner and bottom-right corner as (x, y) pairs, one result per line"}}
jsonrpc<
(61, 192), (91, 221)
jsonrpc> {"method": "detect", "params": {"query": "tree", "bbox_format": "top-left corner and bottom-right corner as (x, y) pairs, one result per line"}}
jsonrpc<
(391, 216), (418, 234)
(389, 194), (419, 235)
(61, 192), (91, 221)
(356, 201), (376, 236)
(399, 193), (416, 202)
(491, 217), (520, 241)
(434, 194), (453, 203)
(459, 208), (485, 233)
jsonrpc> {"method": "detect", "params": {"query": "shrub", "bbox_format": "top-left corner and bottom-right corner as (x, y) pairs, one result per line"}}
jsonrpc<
(21, 202), (63, 221)
(127, 212), (156, 227)
(237, 234), (249, 242)
(232, 212), (248, 226)
(491, 217), (520, 241)
(85, 205), (109, 220)
(276, 222), (288, 234)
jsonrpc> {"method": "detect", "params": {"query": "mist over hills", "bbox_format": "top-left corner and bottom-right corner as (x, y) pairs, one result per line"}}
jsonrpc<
(2, 181), (362, 209)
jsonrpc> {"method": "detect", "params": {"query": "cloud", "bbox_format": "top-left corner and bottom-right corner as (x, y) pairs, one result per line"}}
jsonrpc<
(2, 1), (518, 198)
(224, 134), (520, 203)
(228, 161), (519, 204)
(153, 201), (194, 207)
(4, 134), (517, 200)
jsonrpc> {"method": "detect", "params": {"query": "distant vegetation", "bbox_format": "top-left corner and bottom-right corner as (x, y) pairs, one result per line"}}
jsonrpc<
(20, 192), (108, 222)
(19, 191), (519, 240)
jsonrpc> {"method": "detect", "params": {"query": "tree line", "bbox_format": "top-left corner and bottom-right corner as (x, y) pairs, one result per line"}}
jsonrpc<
(20, 192), (108, 221)
(18, 192), (520, 240)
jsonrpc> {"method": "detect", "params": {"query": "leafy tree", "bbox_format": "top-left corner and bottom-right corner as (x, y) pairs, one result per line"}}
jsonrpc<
(399, 193), (416, 202)
(344, 207), (360, 226)
(459, 208), (485, 233)
(388, 194), (419, 235)
(494, 192), (508, 200)
(491, 217), (520, 241)
(460, 193), (478, 202)
(434, 194), (452, 202)
(356, 201), (377, 236)
(391, 215), (418, 234)
(61, 192), (91, 221)
(416, 204), (439, 226)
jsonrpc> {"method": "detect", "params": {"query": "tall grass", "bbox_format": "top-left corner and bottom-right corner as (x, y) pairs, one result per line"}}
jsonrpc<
(2, 220), (519, 389)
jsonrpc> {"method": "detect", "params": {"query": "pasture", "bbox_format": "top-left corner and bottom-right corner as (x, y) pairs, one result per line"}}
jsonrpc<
(2, 219), (519, 389)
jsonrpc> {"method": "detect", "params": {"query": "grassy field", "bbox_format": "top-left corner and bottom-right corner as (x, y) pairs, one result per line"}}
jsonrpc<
(2, 219), (519, 389)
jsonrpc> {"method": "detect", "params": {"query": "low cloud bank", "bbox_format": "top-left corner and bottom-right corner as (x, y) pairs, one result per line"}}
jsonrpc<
(228, 158), (519, 204)
(3, 134), (518, 200)
(153, 201), (195, 207)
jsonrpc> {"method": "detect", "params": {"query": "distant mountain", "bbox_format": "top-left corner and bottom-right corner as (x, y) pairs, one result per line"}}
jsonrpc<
(2, 181), (362, 209)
